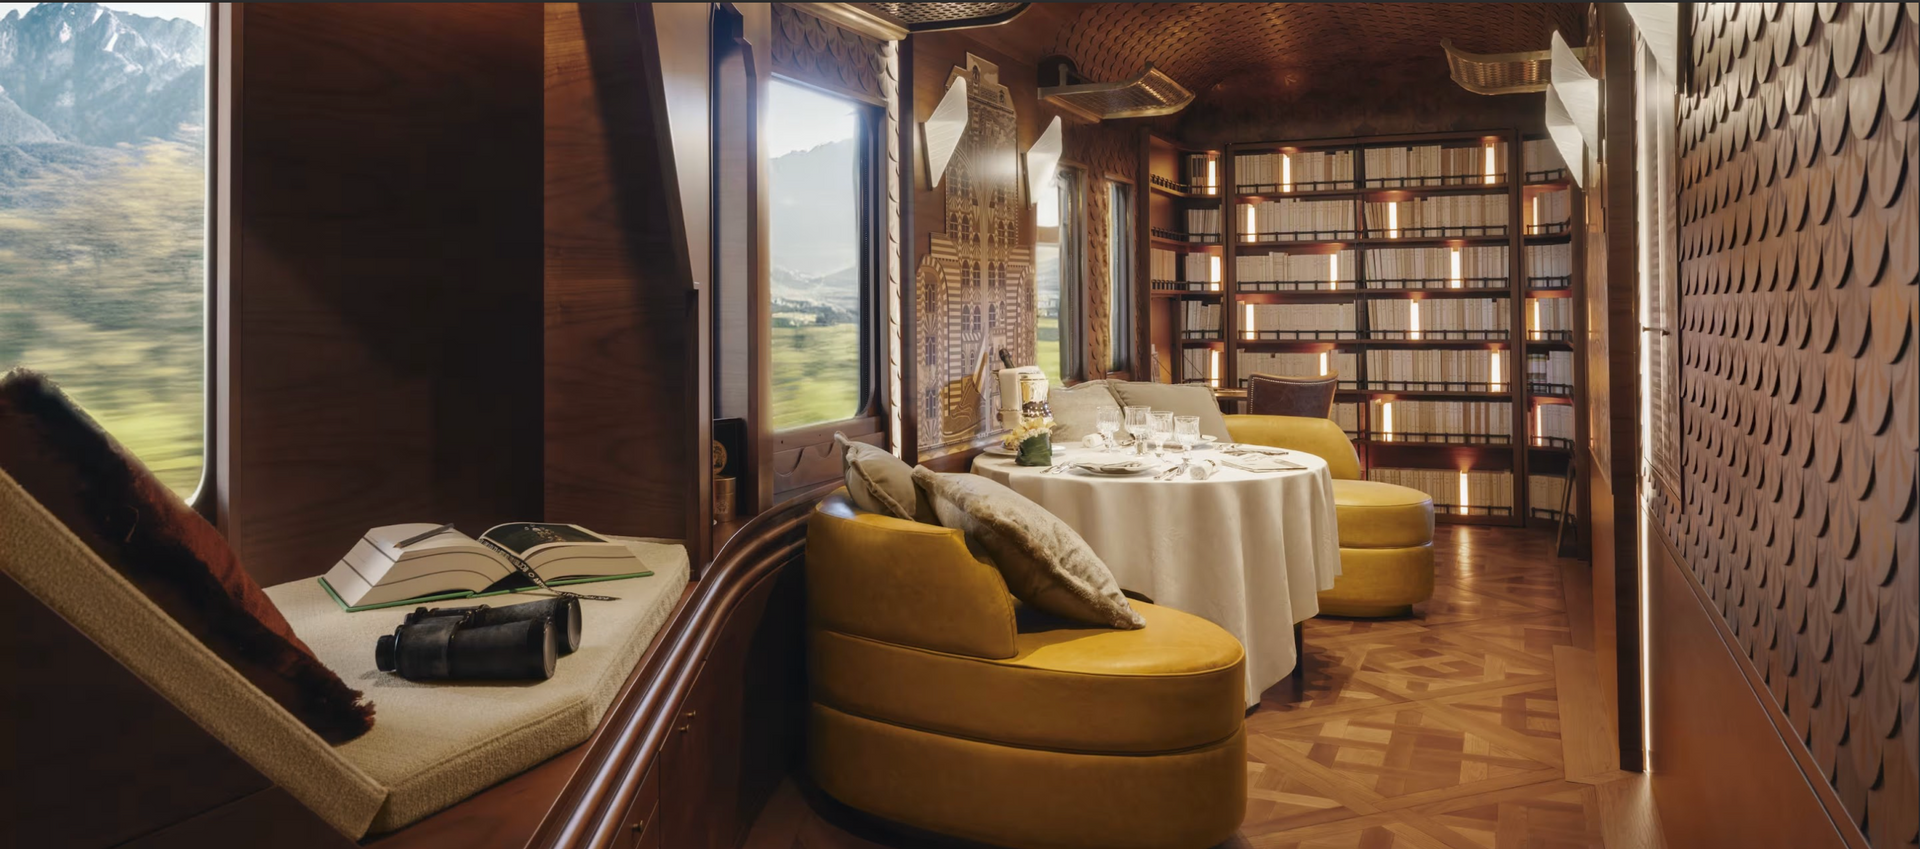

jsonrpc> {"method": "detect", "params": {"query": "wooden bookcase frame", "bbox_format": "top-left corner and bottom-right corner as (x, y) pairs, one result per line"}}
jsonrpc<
(1140, 129), (1587, 528)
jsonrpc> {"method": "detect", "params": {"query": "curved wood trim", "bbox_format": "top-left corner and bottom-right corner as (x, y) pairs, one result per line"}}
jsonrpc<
(532, 487), (827, 849)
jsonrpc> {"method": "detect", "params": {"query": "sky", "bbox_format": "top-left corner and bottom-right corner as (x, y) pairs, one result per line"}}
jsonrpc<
(768, 79), (859, 158)
(0, 3), (207, 24)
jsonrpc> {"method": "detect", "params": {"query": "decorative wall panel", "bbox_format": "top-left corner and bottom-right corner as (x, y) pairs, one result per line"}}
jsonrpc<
(1672, 5), (1919, 847)
(771, 3), (884, 102)
(914, 55), (1035, 457)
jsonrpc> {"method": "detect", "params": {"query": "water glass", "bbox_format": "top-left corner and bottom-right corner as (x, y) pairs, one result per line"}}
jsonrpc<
(1174, 415), (1202, 457)
(1123, 406), (1152, 455)
(1148, 411), (1175, 457)
(1096, 406), (1122, 449)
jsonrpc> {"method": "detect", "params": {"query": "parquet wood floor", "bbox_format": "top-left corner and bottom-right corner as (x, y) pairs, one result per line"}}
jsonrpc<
(743, 526), (1667, 849)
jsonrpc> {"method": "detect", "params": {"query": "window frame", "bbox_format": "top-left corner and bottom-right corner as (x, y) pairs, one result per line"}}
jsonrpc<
(196, 1), (227, 519)
(1107, 178), (1136, 374)
(764, 74), (888, 462)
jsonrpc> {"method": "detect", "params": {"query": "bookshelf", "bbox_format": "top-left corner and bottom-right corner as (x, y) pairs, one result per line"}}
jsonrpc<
(1141, 129), (1584, 528)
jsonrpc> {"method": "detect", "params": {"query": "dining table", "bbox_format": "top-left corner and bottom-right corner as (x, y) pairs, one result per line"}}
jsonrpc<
(972, 443), (1342, 707)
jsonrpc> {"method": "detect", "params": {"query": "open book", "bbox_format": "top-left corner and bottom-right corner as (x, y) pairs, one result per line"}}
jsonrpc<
(321, 523), (654, 611)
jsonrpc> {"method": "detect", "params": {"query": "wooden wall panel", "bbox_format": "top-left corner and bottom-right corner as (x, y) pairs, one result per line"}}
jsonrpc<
(230, 4), (543, 583)
(1665, 4), (1919, 847)
(543, 3), (702, 546)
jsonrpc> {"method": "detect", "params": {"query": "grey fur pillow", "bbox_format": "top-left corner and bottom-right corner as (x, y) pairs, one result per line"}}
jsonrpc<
(835, 433), (932, 523)
(911, 466), (1144, 629)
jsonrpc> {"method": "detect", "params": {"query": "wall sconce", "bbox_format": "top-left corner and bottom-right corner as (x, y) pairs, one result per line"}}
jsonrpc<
(922, 75), (969, 188)
(1025, 116), (1063, 205)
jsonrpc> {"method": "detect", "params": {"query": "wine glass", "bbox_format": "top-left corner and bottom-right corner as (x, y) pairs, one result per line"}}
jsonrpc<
(1174, 415), (1202, 459)
(1149, 411), (1175, 458)
(1123, 406), (1152, 456)
(1096, 406), (1122, 450)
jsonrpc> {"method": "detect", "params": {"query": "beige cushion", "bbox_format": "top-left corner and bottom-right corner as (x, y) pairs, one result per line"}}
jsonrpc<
(912, 467), (1143, 630)
(1047, 380), (1120, 442)
(1, 466), (690, 838)
(265, 539), (688, 834)
(836, 433), (931, 523)
(1108, 381), (1233, 441)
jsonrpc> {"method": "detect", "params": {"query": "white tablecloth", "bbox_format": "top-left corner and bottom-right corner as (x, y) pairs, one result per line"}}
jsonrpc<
(973, 448), (1342, 706)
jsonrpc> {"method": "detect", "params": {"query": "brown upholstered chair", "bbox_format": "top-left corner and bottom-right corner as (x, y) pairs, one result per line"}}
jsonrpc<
(1247, 372), (1339, 418)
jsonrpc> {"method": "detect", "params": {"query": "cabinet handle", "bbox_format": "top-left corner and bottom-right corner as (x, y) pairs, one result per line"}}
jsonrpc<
(678, 724), (691, 733)
(631, 819), (647, 834)
(684, 710), (698, 719)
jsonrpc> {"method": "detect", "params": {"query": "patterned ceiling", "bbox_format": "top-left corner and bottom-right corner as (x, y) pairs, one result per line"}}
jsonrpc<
(1046, 3), (1586, 105)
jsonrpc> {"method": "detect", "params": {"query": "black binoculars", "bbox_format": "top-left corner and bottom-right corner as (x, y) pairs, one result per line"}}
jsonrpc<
(374, 596), (583, 682)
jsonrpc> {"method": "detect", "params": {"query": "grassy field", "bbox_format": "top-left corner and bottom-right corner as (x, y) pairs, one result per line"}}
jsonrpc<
(771, 323), (863, 430)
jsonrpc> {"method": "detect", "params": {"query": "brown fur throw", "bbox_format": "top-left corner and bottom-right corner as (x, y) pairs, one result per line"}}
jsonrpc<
(0, 368), (374, 743)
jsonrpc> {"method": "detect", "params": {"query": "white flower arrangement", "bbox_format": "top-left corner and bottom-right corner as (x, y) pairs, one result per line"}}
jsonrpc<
(1003, 416), (1055, 449)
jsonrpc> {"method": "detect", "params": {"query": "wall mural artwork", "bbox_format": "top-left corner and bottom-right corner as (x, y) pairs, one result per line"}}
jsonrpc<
(1671, 5), (1918, 847)
(916, 54), (1035, 457)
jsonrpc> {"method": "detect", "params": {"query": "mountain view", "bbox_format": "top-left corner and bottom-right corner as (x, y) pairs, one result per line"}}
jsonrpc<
(0, 3), (208, 494)
(768, 128), (863, 429)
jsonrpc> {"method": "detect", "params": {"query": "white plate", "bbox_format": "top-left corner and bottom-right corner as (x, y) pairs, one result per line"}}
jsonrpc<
(1201, 435), (1219, 442)
(1071, 461), (1156, 476)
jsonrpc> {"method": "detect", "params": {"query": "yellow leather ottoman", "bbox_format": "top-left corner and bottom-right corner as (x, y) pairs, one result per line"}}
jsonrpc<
(807, 492), (1248, 849)
(1226, 415), (1436, 618)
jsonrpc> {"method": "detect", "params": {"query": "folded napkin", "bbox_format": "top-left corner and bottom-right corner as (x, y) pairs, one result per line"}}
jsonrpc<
(1219, 454), (1305, 473)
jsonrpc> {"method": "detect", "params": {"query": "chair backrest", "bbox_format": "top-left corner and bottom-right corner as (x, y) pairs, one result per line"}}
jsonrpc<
(808, 491), (1018, 659)
(1223, 414), (1363, 480)
(1246, 373), (1338, 419)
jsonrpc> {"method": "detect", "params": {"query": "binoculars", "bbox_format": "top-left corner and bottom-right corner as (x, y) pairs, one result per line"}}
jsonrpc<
(374, 596), (583, 682)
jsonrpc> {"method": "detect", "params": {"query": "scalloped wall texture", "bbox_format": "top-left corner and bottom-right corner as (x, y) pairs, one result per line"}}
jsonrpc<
(1668, 5), (1918, 847)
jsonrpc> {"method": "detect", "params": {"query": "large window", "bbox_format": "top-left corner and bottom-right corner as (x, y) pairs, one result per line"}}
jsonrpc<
(1107, 181), (1135, 373)
(766, 79), (874, 431)
(1033, 167), (1083, 385)
(0, 2), (211, 497)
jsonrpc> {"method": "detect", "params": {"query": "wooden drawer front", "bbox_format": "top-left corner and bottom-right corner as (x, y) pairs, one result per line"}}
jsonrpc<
(611, 763), (661, 849)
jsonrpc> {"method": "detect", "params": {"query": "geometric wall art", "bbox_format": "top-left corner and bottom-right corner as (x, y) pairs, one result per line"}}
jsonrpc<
(1669, 5), (1918, 847)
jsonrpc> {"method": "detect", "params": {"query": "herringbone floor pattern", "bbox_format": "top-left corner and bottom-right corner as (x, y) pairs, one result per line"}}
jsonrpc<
(745, 526), (1664, 849)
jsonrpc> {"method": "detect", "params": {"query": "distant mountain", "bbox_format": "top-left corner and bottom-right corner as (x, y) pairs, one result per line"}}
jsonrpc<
(769, 138), (860, 279)
(772, 264), (860, 318)
(0, 3), (206, 147)
(0, 89), (56, 143)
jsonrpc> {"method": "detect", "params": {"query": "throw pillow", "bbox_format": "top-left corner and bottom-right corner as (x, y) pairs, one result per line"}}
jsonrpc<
(911, 466), (1144, 629)
(1108, 381), (1233, 441)
(1046, 380), (1119, 442)
(0, 369), (375, 743)
(834, 433), (933, 523)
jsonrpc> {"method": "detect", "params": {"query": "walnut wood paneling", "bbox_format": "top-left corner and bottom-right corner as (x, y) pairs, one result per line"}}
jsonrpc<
(229, 3), (544, 584)
(1665, 4), (1919, 847)
(544, 3), (703, 548)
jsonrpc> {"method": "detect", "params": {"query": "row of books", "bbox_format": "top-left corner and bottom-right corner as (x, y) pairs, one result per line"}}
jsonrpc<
(1365, 245), (1509, 287)
(1528, 351), (1574, 392)
(1529, 474), (1573, 518)
(1527, 189), (1573, 231)
(1242, 199), (1356, 239)
(1527, 243), (1572, 282)
(1234, 150), (1355, 191)
(1522, 138), (1568, 175)
(1528, 297), (1573, 335)
(1181, 302), (1223, 333)
(1181, 153), (1221, 194)
(1235, 250), (1355, 285)
(1365, 349), (1508, 388)
(1364, 196), (1509, 233)
(1361, 142), (1508, 187)
(1181, 208), (1224, 241)
(1237, 351), (1358, 383)
(1367, 467), (1515, 510)
(1535, 403), (1575, 444)
(1180, 347), (1218, 384)
(1245, 303), (1358, 334)
(1330, 402), (1362, 434)
(1366, 298), (1510, 333)
(1151, 248), (1220, 284)
(1372, 400), (1513, 440)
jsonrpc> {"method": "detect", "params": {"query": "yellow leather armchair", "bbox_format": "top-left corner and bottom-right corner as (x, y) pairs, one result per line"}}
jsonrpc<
(1226, 415), (1436, 617)
(806, 492), (1248, 849)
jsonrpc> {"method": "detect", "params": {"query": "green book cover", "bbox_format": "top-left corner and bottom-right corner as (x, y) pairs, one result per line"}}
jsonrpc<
(319, 570), (653, 612)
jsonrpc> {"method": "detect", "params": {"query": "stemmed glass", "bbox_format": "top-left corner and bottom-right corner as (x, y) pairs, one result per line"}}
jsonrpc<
(1123, 406), (1152, 456)
(1148, 411), (1175, 458)
(1096, 406), (1122, 450)
(1174, 415), (1202, 459)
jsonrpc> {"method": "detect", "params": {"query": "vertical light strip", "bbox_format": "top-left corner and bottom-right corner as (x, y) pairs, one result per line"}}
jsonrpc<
(1483, 143), (1498, 184)
(1532, 298), (1543, 339)
(1409, 300), (1422, 340)
(1536, 404), (1545, 446)
(1458, 470), (1471, 513)
(1328, 253), (1340, 289)
(1209, 348), (1221, 388)
(1210, 255), (1222, 291)
(1490, 350), (1503, 392)
(1243, 303), (1256, 340)
(1206, 158), (1217, 194)
(1245, 204), (1257, 239)
(1381, 401), (1394, 441)
(1532, 195), (1541, 235)
(1282, 153), (1292, 192)
(1319, 351), (1329, 376)
(1449, 248), (1463, 288)
(1387, 202), (1399, 238)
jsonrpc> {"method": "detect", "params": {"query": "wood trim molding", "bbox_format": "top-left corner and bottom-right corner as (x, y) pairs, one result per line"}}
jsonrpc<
(788, 3), (907, 42)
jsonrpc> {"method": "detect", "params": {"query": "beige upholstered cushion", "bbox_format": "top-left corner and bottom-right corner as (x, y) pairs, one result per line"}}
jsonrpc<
(836, 433), (931, 523)
(1107, 381), (1233, 441)
(911, 467), (1143, 630)
(1047, 380), (1120, 442)
(265, 540), (688, 834)
(1, 466), (690, 838)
